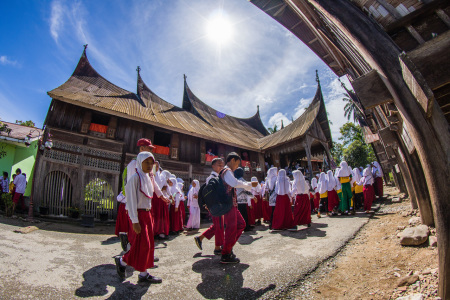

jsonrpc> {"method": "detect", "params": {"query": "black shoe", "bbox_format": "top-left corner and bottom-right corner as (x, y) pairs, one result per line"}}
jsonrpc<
(220, 254), (240, 264)
(114, 256), (126, 279)
(194, 236), (203, 250)
(119, 234), (129, 252)
(138, 274), (162, 284)
(214, 249), (222, 255)
(307, 223), (312, 227)
(154, 256), (159, 262)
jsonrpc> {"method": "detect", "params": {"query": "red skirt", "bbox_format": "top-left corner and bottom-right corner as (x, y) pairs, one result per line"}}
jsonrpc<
(374, 177), (383, 197)
(123, 210), (154, 272)
(263, 199), (272, 222)
(328, 190), (339, 212)
(272, 194), (294, 230)
(169, 204), (183, 232)
(247, 199), (256, 226)
(179, 201), (186, 227)
(364, 185), (375, 211)
(115, 203), (129, 236)
(314, 192), (320, 210)
(293, 194), (312, 226)
(254, 195), (263, 220)
(151, 193), (169, 236)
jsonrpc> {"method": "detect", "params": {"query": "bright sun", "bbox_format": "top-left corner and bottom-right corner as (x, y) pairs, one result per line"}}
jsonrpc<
(206, 12), (233, 45)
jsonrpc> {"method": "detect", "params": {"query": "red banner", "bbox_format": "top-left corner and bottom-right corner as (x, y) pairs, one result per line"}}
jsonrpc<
(89, 123), (108, 134)
(153, 145), (170, 155)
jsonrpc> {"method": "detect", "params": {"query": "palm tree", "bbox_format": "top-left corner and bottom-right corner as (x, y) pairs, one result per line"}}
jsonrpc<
(343, 93), (364, 122)
(267, 124), (278, 134)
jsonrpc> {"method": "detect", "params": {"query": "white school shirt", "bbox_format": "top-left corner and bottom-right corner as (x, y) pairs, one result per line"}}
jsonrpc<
(125, 173), (163, 224)
(187, 187), (199, 208)
(206, 171), (219, 184)
(223, 169), (252, 191)
(13, 174), (27, 194)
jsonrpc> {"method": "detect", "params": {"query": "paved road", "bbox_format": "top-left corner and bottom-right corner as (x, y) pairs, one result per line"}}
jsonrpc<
(0, 211), (373, 300)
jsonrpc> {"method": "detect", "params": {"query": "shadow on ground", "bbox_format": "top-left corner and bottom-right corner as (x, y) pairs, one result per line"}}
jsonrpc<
(192, 258), (276, 300)
(75, 264), (150, 299)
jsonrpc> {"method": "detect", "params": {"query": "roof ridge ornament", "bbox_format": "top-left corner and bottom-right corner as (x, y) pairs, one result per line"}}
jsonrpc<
(82, 44), (88, 57)
(316, 69), (320, 85)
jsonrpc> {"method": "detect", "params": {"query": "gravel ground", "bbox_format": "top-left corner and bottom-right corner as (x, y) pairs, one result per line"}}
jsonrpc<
(0, 204), (378, 300)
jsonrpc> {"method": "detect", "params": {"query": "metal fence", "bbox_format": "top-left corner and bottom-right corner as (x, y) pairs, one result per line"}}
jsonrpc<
(43, 171), (73, 216)
(84, 178), (115, 219)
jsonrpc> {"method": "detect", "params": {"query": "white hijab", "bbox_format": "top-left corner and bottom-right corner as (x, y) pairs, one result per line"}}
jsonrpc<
(317, 172), (328, 194)
(373, 161), (383, 177)
(338, 161), (351, 177)
(292, 170), (308, 195)
(159, 170), (171, 185)
(327, 170), (336, 191)
(191, 180), (200, 194)
(311, 177), (318, 190)
(266, 167), (278, 190)
(275, 169), (290, 196)
(352, 168), (362, 185)
(169, 178), (180, 196)
(361, 167), (374, 185)
(334, 168), (342, 190)
(136, 152), (155, 199)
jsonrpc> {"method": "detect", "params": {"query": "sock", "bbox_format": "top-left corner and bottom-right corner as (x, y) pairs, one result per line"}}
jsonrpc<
(140, 271), (148, 277)
(119, 257), (127, 267)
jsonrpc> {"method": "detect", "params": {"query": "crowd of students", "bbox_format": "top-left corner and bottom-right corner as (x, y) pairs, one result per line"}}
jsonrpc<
(113, 138), (385, 284)
(0, 169), (28, 214)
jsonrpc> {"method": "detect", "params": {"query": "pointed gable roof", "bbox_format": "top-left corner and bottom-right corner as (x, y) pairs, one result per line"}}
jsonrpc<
(258, 79), (332, 150)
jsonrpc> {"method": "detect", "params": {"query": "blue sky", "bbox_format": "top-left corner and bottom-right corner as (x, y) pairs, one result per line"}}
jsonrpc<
(0, 0), (351, 139)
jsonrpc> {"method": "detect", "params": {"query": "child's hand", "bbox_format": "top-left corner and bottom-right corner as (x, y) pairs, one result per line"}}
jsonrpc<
(133, 223), (141, 234)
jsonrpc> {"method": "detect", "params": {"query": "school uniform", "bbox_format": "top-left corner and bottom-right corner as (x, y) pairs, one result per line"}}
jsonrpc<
(352, 168), (364, 210)
(237, 183), (253, 231)
(361, 167), (375, 212)
(186, 180), (201, 229)
(337, 162), (353, 213)
(292, 171), (311, 226)
(265, 167), (278, 225)
(178, 182), (186, 227)
(326, 171), (339, 212)
(122, 153), (164, 273)
(200, 172), (224, 247)
(271, 169), (294, 230)
(220, 167), (250, 256)
(152, 170), (170, 236)
(251, 182), (263, 222)
(317, 172), (328, 214)
(372, 162), (383, 197)
(115, 192), (129, 237)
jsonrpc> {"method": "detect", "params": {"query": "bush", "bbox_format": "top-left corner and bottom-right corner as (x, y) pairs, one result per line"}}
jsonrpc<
(1, 193), (14, 216)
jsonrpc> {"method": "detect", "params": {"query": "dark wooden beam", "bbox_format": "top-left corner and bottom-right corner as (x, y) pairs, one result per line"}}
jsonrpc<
(351, 70), (394, 109)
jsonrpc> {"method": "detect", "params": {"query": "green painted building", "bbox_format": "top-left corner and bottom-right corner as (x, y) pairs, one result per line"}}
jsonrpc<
(0, 121), (43, 196)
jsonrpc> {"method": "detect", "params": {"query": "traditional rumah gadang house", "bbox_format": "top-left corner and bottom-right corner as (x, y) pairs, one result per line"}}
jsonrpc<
(33, 47), (332, 220)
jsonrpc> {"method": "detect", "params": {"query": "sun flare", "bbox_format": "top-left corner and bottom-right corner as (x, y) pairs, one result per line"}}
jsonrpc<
(206, 12), (233, 45)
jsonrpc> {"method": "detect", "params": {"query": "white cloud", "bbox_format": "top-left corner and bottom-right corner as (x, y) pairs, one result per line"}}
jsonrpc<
(0, 56), (17, 66)
(268, 112), (291, 129)
(50, 0), (64, 42)
(323, 76), (353, 140)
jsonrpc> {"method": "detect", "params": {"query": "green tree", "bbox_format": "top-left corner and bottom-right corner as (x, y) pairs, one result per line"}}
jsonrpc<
(0, 120), (11, 135)
(342, 93), (364, 122)
(331, 142), (344, 165)
(16, 120), (35, 127)
(338, 122), (376, 168)
(267, 124), (278, 134)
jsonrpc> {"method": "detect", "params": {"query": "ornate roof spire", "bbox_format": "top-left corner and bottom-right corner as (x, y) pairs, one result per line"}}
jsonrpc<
(281, 119), (284, 129)
(316, 69), (320, 86)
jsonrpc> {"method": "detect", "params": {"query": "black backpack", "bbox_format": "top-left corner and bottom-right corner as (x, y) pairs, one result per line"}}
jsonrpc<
(198, 170), (233, 217)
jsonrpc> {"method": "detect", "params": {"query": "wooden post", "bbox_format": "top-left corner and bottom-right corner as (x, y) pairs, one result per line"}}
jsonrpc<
(303, 136), (314, 181)
(307, 1), (450, 296)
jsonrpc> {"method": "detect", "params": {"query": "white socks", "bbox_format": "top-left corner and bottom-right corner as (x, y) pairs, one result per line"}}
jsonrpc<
(119, 257), (127, 267)
(140, 271), (148, 277)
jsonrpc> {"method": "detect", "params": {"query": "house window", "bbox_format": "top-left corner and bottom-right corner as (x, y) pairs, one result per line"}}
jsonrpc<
(89, 113), (110, 136)
(153, 131), (172, 156)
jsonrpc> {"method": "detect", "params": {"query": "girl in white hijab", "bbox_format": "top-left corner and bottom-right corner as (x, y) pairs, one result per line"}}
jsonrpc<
(372, 161), (384, 199)
(337, 161), (353, 215)
(317, 172), (329, 218)
(292, 170), (312, 227)
(177, 181), (186, 227)
(311, 177), (319, 212)
(326, 170), (339, 215)
(352, 168), (364, 211)
(272, 169), (295, 231)
(118, 152), (167, 283)
(168, 178), (184, 233)
(361, 167), (375, 213)
(186, 180), (201, 230)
